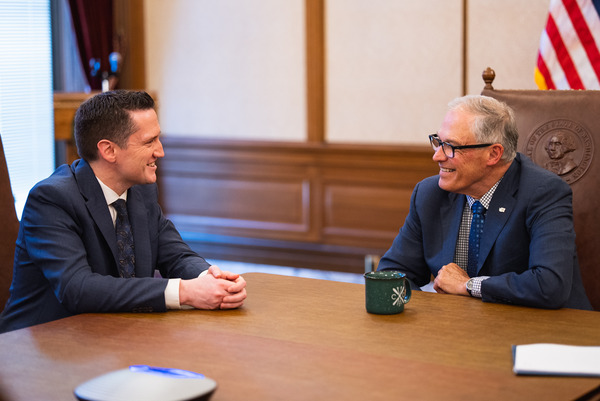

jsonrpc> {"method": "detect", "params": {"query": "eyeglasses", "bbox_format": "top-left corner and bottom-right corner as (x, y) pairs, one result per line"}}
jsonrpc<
(429, 134), (493, 158)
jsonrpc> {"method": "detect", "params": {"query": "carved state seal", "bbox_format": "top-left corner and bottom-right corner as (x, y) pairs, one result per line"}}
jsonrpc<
(524, 119), (594, 184)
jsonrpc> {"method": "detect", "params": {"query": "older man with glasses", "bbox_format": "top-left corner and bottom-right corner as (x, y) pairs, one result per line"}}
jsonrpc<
(377, 95), (591, 310)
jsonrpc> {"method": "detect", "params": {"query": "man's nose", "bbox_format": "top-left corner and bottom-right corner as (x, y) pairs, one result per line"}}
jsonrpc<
(432, 146), (447, 161)
(155, 139), (165, 158)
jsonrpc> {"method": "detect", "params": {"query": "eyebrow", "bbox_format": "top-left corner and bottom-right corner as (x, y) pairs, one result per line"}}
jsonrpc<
(437, 133), (471, 146)
(437, 135), (460, 146)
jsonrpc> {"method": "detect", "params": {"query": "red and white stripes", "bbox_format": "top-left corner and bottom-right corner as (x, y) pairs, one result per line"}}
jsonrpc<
(535, 0), (600, 89)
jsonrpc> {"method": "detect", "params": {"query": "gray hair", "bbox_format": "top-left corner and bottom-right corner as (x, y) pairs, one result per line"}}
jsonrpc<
(447, 95), (518, 162)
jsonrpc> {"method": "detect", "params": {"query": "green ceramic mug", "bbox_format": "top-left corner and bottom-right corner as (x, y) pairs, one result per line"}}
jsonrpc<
(364, 270), (412, 314)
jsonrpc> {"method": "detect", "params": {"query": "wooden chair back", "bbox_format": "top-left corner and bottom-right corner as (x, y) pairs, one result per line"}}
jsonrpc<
(0, 134), (19, 311)
(481, 67), (600, 310)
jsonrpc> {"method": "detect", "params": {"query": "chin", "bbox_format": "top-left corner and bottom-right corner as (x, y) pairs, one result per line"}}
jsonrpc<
(144, 174), (157, 184)
(437, 177), (453, 192)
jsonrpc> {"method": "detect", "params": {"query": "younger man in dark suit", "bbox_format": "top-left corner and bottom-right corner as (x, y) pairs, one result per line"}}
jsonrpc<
(0, 90), (247, 333)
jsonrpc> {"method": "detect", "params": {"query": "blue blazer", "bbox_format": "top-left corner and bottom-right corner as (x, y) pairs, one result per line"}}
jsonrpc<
(0, 159), (210, 332)
(379, 153), (592, 310)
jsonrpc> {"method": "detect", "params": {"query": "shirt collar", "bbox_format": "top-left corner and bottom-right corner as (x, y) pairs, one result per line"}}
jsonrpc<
(466, 177), (503, 210)
(96, 177), (128, 206)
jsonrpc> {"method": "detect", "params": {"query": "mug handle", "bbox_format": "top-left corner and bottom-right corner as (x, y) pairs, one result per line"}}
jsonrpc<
(401, 279), (412, 304)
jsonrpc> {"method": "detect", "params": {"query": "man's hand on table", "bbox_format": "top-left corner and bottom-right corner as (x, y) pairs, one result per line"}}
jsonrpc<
(179, 265), (247, 310)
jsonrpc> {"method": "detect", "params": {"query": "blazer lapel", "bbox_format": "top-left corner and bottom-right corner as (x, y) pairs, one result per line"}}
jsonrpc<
(477, 157), (521, 274)
(72, 160), (118, 260)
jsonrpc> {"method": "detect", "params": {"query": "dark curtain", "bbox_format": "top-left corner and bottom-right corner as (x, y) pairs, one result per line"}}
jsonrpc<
(68, 0), (113, 90)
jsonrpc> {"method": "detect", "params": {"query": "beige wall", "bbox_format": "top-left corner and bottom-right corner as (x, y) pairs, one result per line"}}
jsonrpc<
(327, 0), (463, 144)
(467, 0), (550, 93)
(144, 0), (551, 144)
(144, 0), (306, 141)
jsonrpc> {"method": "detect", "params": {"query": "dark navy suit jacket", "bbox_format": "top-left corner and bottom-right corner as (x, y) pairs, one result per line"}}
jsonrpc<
(0, 159), (210, 332)
(378, 153), (592, 310)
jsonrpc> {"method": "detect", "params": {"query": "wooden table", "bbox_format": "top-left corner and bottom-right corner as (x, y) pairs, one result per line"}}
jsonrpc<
(0, 273), (598, 400)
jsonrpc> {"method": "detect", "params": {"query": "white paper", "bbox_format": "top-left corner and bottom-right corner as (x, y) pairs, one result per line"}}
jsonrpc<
(513, 343), (600, 376)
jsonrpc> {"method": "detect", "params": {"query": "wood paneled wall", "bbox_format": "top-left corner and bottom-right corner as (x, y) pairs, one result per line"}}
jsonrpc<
(158, 137), (438, 273)
(113, 0), (146, 90)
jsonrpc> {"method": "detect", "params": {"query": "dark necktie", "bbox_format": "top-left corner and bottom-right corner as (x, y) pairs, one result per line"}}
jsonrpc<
(467, 201), (485, 277)
(112, 199), (135, 278)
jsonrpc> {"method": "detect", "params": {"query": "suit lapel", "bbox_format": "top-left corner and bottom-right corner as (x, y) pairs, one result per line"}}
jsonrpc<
(72, 160), (118, 260)
(477, 156), (521, 274)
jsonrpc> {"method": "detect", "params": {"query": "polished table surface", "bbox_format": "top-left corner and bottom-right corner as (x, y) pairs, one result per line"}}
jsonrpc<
(0, 272), (599, 401)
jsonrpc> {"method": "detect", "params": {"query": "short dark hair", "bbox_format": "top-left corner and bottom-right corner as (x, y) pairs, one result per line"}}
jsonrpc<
(74, 90), (155, 162)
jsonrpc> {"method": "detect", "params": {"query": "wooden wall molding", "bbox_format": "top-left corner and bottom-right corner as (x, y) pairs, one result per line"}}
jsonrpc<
(158, 137), (438, 273)
(305, 0), (326, 142)
(113, 0), (146, 90)
(54, 92), (97, 165)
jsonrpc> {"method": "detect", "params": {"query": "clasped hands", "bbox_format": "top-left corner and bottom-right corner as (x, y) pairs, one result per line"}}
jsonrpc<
(433, 263), (470, 296)
(179, 265), (247, 310)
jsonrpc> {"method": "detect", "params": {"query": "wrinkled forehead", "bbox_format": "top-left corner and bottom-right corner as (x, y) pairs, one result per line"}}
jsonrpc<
(438, 109), (476, 144)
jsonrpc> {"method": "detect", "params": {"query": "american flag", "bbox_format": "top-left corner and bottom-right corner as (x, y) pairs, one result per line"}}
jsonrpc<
(535, 0), (600, 89)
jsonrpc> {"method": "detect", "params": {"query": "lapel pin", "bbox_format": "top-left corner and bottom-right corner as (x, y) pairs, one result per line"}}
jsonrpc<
(499, 207), (506, 213)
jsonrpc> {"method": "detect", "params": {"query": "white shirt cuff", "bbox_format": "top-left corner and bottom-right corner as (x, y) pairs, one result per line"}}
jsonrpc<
(164, 270), (209, 310)
(165, 278), (182, 309)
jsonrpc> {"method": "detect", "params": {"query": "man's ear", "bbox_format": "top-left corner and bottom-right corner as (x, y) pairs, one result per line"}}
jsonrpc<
(487, 144), (505, 166)
(97, 139), (117, 163)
